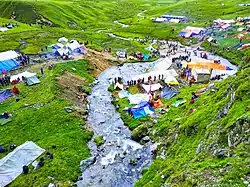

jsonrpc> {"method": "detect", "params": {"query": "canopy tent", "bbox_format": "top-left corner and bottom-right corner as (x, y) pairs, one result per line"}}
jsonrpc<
(131, 69), (178, 83)
(0, 51), (20, 72)
(66, 40), (80, 52)
(142, 83), (162, 93)
(0, 89), (13, 102)
(161, 87), (178, 99)
(165, 76), (179, 85)
(127, 102), (154, 119)
(128, 94), (150, 105)
(187, 62), (232, 70)
(10, 71), (36, 82)
(26, 76), (40, 86)
(0, 141), (45, 187)
(58, 37), (68, 43)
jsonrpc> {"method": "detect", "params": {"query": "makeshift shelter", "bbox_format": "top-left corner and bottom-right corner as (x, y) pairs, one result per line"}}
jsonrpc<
(161, 15), (188, 22)
(52, 43), (64, 49)
(187, 62), (232, 70)
(142, 83), (162, 93)
(118, 90), (130, 98)
(152, 99), (163, 108)
(161, 87), (178, 99)
(58, 37), (68, 43)
(25, 76), (40, 86)
(128, 102), (154, 119)
(192, 69), (211, 83)
(0, 141), (45, 187)
(10, 71), (36, 82)
(165, 76), (179, 85)
(128, 94), (150, 105)
(66, 40), (80, 52)
(0, 89), (13, 102)
(0, 50), (20, 72)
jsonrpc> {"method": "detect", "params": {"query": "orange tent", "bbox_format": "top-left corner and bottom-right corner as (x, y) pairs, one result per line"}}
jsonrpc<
(187, 62), (227, 70)
(152, 99), (163, 108)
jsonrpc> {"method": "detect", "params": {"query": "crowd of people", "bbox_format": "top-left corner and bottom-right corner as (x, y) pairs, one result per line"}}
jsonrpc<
(0, 75), (11, 86)
(17, 55), (30, 66)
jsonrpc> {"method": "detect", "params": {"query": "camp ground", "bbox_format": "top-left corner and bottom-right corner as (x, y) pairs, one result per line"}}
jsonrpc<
(0, 51), (20, 73)
(152, 15), (187, 23)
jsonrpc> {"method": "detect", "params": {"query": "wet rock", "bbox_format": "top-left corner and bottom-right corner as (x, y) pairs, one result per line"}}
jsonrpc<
(142, 136), (150, 142)
(48, 183), (55, 187)
(131, 124), (148, 141)
(80, 156), (96, 172)
(214, 149), (228, 158)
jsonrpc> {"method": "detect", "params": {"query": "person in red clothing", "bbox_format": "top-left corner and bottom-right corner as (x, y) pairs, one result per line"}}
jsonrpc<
(12, 86), (20, 95)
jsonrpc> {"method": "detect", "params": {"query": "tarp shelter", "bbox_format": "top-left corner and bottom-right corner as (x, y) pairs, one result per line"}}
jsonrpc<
(0, 141), (45, 187)
(58, 37), (68, 43)
(128, 102), (154, 119)
(114, 82), (124, 90)
(128, 94), (150, 105)
(193, 69), (211, 83)
(10, 71), (36, 82)
(55, 47), (71, 57)
(187, 62), (231, 70)
(118, 90), (130, 98)
(161, 87), (178, 99)
(179, 26), (205, 38)
(0, 89), (13, 102)
(52, 43), (64, 49)
(0, 50), (20, 72)
(66, 40), (80, 52)
(142, 83), (162, 93)
(26, 76), (40, 86)
(165, 76), (179, 85)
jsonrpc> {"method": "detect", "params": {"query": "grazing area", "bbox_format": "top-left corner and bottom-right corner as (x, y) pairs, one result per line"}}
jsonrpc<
(0, 0), (249, 186)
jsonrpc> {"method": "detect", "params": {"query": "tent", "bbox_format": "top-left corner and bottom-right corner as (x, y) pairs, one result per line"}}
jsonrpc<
(193, 69), (211, 83)
(10, 71), (36, 82)
(152, 99), (163, 108)
(0, 89), (13, 102)
(161, 87), (178, 99)
(187, 62), (229, 70)
(0, 141), (45, 187)
(0, 28), (8, 32)
(142, 83), (162, 93)
(128, 94), (150, 105)
(25, 76), (40, 86)
(66, 40), (80, 52)
(128, 102), (154, 119)
(58, 37), (68, 43)
(118, 90), (130, 98)
(52, 43), (64, 49)
(165, 76), (179, 85)
(0, 51), (20, 72)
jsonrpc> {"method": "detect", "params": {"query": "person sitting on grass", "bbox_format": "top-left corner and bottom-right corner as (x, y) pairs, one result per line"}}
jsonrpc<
(189, 76), (196, 87)
(190, 92), (198, 104)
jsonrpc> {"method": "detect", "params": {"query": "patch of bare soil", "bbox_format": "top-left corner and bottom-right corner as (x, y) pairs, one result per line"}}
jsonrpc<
(56, 72), (88, 118)
(86, 49), (117, 76)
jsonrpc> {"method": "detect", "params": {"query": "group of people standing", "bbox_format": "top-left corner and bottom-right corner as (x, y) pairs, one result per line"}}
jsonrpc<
(0, 75), (11, 87)
(18, 55), (30, 66)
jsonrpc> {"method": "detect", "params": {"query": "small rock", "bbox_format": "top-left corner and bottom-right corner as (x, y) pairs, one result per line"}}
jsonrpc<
(243, 181), (249, 185)
(161, 175), (165, 179)
(80, 156), (96, 171)
(64, 107), (73, 113)
(142, 136), (150, 142)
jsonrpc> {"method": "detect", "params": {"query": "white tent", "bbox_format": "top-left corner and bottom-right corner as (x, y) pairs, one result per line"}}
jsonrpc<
(0, 141), (45, 187)
(128, 94), (150, 104)
(57, 47), (70, 56)
(58, 37), (68, 43)
(142, 83), (162, 93)
(0, 50), (19, 61)
(10, 71), (36, 82)
(165, 76), (179, 85)
(66, 40), (80, 51)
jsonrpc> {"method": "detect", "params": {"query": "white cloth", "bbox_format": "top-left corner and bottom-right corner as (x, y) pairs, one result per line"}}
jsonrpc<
(0, 141), (45, 187)
(10, 71), (36, 82)
(142, 83), (162, 93)
(128, 94), (150, 105)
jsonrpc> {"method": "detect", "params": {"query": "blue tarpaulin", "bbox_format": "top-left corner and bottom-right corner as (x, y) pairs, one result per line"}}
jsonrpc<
(161, 87), (178, 99)
(0, 59), (19, 72)
(0, 89), (13, 102)
(128, 102), (155, 119)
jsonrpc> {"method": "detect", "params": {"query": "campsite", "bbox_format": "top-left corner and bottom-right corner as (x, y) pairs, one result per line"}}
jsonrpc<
(0, 0), (250, 187)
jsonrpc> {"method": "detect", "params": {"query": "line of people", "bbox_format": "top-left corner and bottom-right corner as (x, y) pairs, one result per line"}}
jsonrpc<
(0, 75), (11, 86)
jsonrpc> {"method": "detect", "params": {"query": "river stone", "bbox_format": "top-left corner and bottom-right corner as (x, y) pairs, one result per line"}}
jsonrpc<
(142, 136), (150, 142)
(80, 156), (96, 172)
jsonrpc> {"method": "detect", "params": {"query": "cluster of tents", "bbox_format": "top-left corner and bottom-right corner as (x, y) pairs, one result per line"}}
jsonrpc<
(49, 37), (87, 59)
(179, 26), (206, 38)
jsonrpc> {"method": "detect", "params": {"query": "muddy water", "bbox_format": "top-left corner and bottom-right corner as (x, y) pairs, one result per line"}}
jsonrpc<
(77, 63), (155, 187)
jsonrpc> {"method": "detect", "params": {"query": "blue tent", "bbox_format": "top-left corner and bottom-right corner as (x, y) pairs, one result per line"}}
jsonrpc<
(161, 87), (178, 99)
(128, 102), (155, 119)
(0, 59), (19, 72)
(0, 89), (13, 102)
